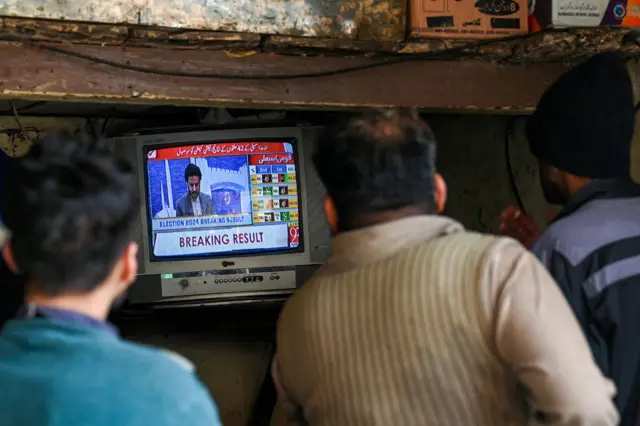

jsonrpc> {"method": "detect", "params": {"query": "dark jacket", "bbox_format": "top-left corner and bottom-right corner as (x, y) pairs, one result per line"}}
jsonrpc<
(531, 179), (640, 426)
(175, 193), (214, 217)
(0, 264), (24, 330)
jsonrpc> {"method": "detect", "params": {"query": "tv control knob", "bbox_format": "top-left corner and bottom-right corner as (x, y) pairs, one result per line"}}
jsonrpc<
(179, 279), (189, 289)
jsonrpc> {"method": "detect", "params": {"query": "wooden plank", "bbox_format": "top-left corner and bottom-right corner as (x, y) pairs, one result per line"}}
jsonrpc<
(3, 17), (640, 62)
(1, 18), (262, 50)
(0, 42), (572, 112)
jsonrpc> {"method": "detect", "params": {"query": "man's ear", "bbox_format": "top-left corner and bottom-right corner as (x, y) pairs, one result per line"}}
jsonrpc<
(434, 173), (447, 214)
(323, 196), (339, 235)
(119, 242), (139, 289)
(2, 242), (19, 274)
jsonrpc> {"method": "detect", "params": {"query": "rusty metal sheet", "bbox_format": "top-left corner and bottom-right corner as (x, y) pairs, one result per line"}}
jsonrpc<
(0, 0), (406, 42)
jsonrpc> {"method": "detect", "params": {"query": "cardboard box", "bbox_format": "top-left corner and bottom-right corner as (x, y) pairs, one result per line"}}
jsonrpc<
(530, 0), (640, 28)
(410, 0), (529, 39)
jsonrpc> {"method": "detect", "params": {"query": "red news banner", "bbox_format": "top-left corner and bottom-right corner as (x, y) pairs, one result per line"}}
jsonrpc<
(147, 142), (291, 161)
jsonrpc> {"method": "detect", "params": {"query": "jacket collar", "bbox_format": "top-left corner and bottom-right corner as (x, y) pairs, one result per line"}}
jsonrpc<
(318, 215), (465, 275)
(19, 304), (119, 336)
(554, 179), (640, 222)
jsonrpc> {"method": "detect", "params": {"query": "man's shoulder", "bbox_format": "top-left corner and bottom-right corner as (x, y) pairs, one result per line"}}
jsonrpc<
(93, 340), (211, 400)
(533, 199), (640, 261)
(116, 340), (196, 375)
(0, 324), (203, 392)
(531, 222), (566, 253)
(429, 230), (505, 246)
(420, 231), (524, 258)
(411, 232), (542, 284)
(175, 194), (189, 210)
(302, 232), (522, 289)
(0, 326), (217, 424)
(201, 192), (213, 202)
(532, 214), (608, 266)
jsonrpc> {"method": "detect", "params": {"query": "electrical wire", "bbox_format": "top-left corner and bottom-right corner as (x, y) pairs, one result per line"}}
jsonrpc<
(505, 116), (527, 216)
(33, 43), (423, 80)
(100, 116), (112, 138)
(86, 118), (98, 139)
(0, 101), (46, 115)
(26, 29), (570, 81)
(9, 101), (32, 143)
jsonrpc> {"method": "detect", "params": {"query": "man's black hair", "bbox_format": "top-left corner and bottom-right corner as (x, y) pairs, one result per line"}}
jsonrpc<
(185, 164), (202, 181)
(1, 132), (139, 296)
(313, 109), (437, 230)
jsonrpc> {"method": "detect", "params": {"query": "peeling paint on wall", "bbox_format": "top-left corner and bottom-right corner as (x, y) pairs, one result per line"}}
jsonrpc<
(0, 0), (150, 24)
(0, 0), (406, 42)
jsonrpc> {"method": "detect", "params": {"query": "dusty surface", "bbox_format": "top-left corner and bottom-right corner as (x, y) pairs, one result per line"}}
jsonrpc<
(2, 17), (640, 62)
(0, 0), (406, 42)
(0, 41), (575, 112)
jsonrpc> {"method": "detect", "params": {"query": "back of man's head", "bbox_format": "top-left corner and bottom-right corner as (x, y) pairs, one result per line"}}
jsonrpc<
(1, 132), (139, 297)
(313, 109), (443, 232)
(527, 52), (634, 179)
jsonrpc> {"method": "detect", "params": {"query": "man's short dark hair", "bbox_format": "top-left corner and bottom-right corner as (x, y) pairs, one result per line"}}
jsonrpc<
(313, 109), (437, 227)
(1, 133), (139, 296)
(185, 164), (202, 181)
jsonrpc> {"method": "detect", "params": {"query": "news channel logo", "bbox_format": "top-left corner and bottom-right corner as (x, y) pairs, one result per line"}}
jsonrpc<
(613, 3), (627, 18)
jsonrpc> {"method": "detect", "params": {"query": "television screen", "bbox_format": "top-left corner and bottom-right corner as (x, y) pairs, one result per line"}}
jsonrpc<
(144, 140), (302, 260)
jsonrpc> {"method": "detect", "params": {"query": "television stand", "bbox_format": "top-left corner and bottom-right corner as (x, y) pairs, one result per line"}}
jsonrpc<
(248, 337), (277, 426)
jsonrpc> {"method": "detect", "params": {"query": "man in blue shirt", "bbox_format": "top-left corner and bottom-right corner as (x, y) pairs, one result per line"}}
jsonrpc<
(0, 133), (222, 426)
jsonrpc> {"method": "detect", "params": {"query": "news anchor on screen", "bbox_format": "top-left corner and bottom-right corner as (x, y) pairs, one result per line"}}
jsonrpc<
(175, 164), (214, 217)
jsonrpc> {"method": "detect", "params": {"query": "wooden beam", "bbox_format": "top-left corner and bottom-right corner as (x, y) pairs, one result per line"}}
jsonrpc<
(1, 18), (262, 50)
(0, 42), (573, 112)
(3, 17), (640, 61)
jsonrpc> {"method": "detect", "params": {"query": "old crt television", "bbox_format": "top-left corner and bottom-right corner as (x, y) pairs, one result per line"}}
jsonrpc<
(110, 126), (331, 306)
